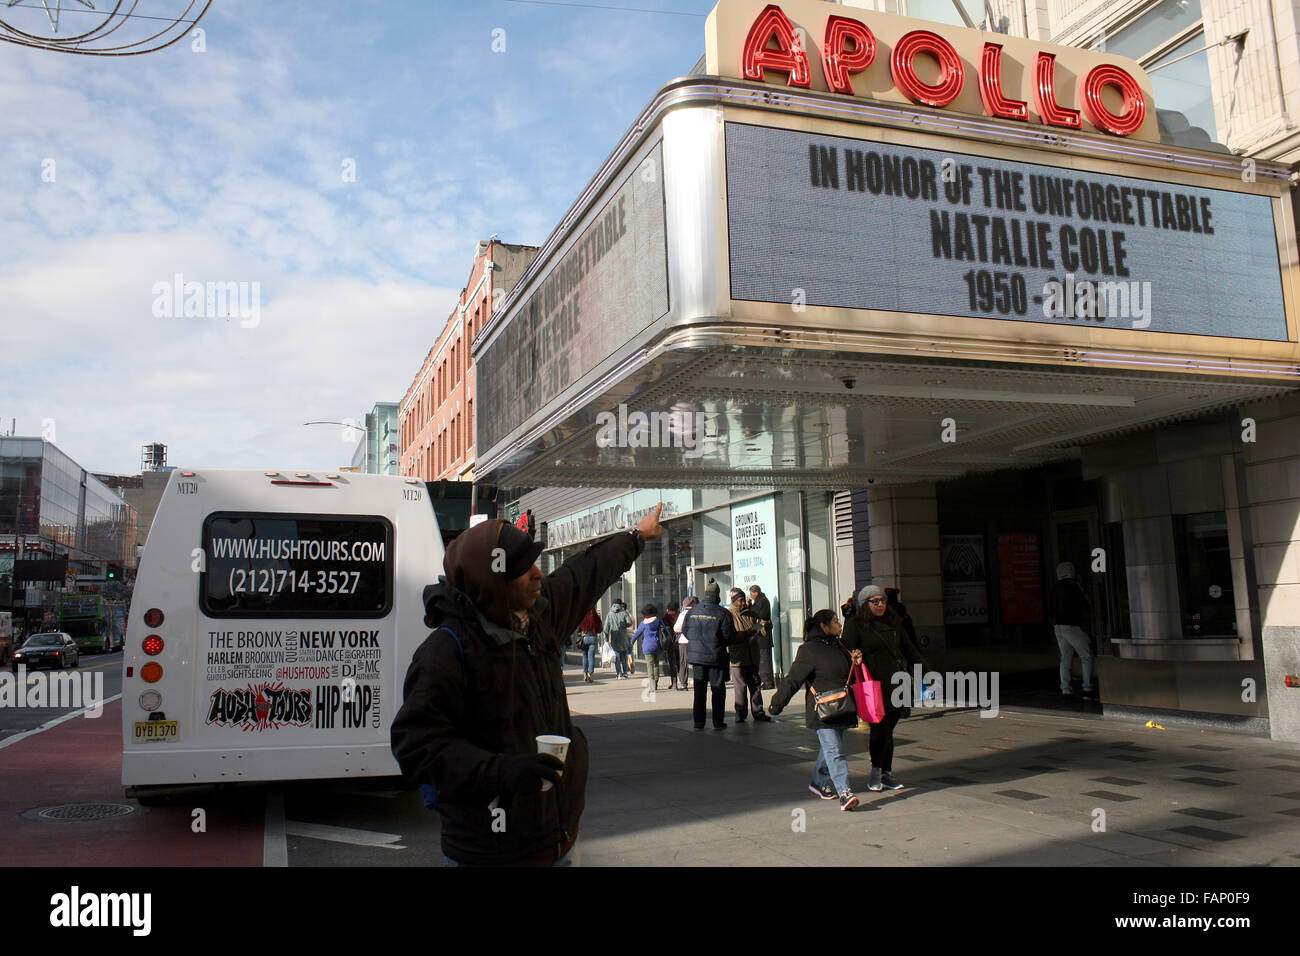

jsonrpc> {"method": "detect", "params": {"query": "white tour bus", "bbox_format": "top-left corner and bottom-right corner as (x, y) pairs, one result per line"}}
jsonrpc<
(122, 469), (480, 800)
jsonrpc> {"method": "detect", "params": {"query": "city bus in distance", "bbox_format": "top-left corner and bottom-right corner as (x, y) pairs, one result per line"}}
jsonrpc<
(122, 470), (493, 801)
(60, 594), (118, 653)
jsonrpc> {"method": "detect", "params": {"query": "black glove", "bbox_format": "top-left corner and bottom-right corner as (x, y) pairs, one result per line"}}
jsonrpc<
(497, 753), (565, 794)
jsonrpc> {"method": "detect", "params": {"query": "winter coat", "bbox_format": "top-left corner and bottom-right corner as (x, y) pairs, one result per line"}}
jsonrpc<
(769, 626), (858, 729)
(390, 525), (641, 866)
(633, 616), (666, 655)
(726, 605), (759, 667)
(841, 607), (925, 714)
(603, 605), (634, 653)
(1051, 578), (1091, 629)
(682, 594), (734, 667)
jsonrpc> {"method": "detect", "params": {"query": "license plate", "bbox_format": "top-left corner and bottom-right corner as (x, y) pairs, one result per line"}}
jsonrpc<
(134, 721), (178, 742)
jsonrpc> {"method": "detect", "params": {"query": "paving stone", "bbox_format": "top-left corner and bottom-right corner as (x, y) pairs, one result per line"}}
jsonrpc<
(1273, 791), (1300, 800)
(1020, 765), (1067, 774)
(1276, 807), (1300, 818)
(1266, 764), (1300, 774)
(1167, 825), (1244, 843)
(896, 754), (931, 762)
(925, 776), (980, 787)
(1177, 776), (1238, 788)
(1187, 744), (1232, 751)
(1084, 790), (1141, 802)
(1089, 776), (1145, 787)
(996, 789), (1048, 800)
(1106, 754), (1154, 762)
(1172, 808), (1243, 821)
(1178, 764), (1236, 774)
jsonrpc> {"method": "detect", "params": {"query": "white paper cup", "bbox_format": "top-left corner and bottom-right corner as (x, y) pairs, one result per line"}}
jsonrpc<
(536, 734), (570, 791)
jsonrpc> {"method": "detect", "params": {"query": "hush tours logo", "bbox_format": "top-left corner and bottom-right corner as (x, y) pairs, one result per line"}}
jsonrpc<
(50, 886), (151, 936)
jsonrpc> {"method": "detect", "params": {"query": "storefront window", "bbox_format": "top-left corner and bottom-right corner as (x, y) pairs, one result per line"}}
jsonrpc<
(1173, 511), (1235, 638)
(1146, 34), (1217, 141)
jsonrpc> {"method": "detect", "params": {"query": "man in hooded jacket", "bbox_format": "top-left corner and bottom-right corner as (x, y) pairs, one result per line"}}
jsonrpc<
(391, 505), (663, 866)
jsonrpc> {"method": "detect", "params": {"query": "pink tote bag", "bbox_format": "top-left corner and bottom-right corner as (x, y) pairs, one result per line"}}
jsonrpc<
(852, 662), (886, 724)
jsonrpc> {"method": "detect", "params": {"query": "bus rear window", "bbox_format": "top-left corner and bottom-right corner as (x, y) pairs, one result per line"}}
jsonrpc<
(201, 513), (394, 618)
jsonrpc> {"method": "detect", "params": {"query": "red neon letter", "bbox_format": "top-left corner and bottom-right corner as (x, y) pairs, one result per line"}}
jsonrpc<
(978, 43), (1028, 121)
(1082, 64), (1146, 136)
(1034, 52), (1082, 129)
(822, 15), (876, 95)
(891, 30), (964, 108)
(741, 4), (811, 89)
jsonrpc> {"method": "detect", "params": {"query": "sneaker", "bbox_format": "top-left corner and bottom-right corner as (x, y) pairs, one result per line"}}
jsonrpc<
(839, 791), (860, 811)
(868, 768), (883, 791)
(754, 713), (773, 722)
(1081, 689), (1098, 701)
(809, 782), (836, 800)
(880, 773), (904, 790)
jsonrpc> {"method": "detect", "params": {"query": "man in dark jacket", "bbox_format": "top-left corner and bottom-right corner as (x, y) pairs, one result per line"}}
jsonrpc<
(748, 584), (774, 689)
(728, 588), (771, 723)
(683, 581), (734, 729)
(391, 505), (663, 866)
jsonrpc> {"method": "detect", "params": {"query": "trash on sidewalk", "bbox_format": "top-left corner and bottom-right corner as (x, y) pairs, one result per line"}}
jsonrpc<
(1145, 719), (1165, 730)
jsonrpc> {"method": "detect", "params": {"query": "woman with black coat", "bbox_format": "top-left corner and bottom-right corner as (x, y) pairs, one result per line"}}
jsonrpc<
(841, 585), (927, 792)
(768, 609), (863, 811)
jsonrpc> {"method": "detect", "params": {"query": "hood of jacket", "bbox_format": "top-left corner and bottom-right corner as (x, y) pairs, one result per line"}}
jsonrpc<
(440, 519), (517, 629)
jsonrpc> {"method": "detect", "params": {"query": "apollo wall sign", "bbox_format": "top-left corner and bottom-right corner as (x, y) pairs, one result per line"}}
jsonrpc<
(706, 0), (1159, 141)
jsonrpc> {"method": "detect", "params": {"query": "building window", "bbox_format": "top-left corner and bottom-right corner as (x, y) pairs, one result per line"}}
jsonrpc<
(1172, 511), (1235, 638)
(1098, 0), (1216, 141)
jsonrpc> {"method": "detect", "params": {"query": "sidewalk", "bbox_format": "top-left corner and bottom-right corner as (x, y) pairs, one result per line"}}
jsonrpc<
(563, 657), (1300, 866)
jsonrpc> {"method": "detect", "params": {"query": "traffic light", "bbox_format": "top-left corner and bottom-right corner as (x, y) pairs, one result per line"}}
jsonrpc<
(106, 563), (122, 580)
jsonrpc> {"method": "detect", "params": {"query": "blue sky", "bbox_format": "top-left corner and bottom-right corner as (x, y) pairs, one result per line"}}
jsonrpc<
(0, 0), (709, 475)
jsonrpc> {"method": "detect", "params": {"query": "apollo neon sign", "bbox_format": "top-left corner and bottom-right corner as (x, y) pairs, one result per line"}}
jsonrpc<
(733, 3), (1148, 138)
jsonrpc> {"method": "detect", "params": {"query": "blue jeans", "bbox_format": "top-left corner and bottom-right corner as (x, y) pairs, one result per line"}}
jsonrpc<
(614, 651), (630, 677)
(581, 643), (597, 673)
(1055, 625), (1094, 693)
(813, 726), (851, 794)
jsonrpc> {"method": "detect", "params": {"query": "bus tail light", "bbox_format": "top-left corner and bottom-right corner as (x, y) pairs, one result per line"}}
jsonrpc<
(144, 608), (164, 627)
(143, 635), (164, 655)
(141, 662), (163, 683)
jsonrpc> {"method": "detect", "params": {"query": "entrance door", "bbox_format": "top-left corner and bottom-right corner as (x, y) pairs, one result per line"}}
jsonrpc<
(1050, 509), (1105, 647)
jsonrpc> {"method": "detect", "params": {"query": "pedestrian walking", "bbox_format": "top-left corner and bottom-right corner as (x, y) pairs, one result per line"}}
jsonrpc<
(768, 609), (862, 811)
(727, 587), (771, 722)
(1051, 562), (1096, 701)
(603, 600), (634, 679)
(661, 601), (681, 690)
(682, 582), (733, 728)
(578, 607), (602, 683)
(633, 604), (669, 691)
(841, 585), (926, 792)
(673, 596), (696, 690)
(748, 584), (775, 689)
(390, 505), (664, 866)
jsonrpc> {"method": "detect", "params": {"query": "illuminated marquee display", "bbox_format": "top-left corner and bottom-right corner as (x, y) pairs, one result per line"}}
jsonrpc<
(707, 0), (1158, 141)
(726, 123), (1287, 341)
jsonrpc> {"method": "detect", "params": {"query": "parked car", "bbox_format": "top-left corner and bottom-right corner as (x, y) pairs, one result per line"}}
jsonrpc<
(12, 632), (80, 672)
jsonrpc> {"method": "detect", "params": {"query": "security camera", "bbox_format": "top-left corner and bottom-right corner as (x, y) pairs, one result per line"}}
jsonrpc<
(841, 376), (856, 390)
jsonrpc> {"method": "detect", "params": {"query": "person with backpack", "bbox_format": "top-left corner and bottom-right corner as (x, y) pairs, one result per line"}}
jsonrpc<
(578, 607), (602, 683)
(603, 600), (635, 679)
(769, 609), (864, 811)
(632, 604), (669, 691)
(390, 506), (665, 867)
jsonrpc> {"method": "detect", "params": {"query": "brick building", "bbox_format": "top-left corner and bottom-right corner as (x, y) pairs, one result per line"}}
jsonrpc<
(399, 239), (538, 481)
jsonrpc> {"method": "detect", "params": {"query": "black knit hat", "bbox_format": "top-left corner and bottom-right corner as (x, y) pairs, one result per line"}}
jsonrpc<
(496, 521), (544, 580)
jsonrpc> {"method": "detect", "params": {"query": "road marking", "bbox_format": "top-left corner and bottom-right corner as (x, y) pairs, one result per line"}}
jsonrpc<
(264, 789), (288, 868)
(0, 694), (122, 750)
(285, 820), (406, 849)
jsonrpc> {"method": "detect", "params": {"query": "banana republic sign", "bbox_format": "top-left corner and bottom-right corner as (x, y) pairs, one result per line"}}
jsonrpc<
(705, 0), (1160, 142)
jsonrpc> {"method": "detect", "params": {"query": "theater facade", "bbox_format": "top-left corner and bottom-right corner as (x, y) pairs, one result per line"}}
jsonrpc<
(473, 0), (1300, 741)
